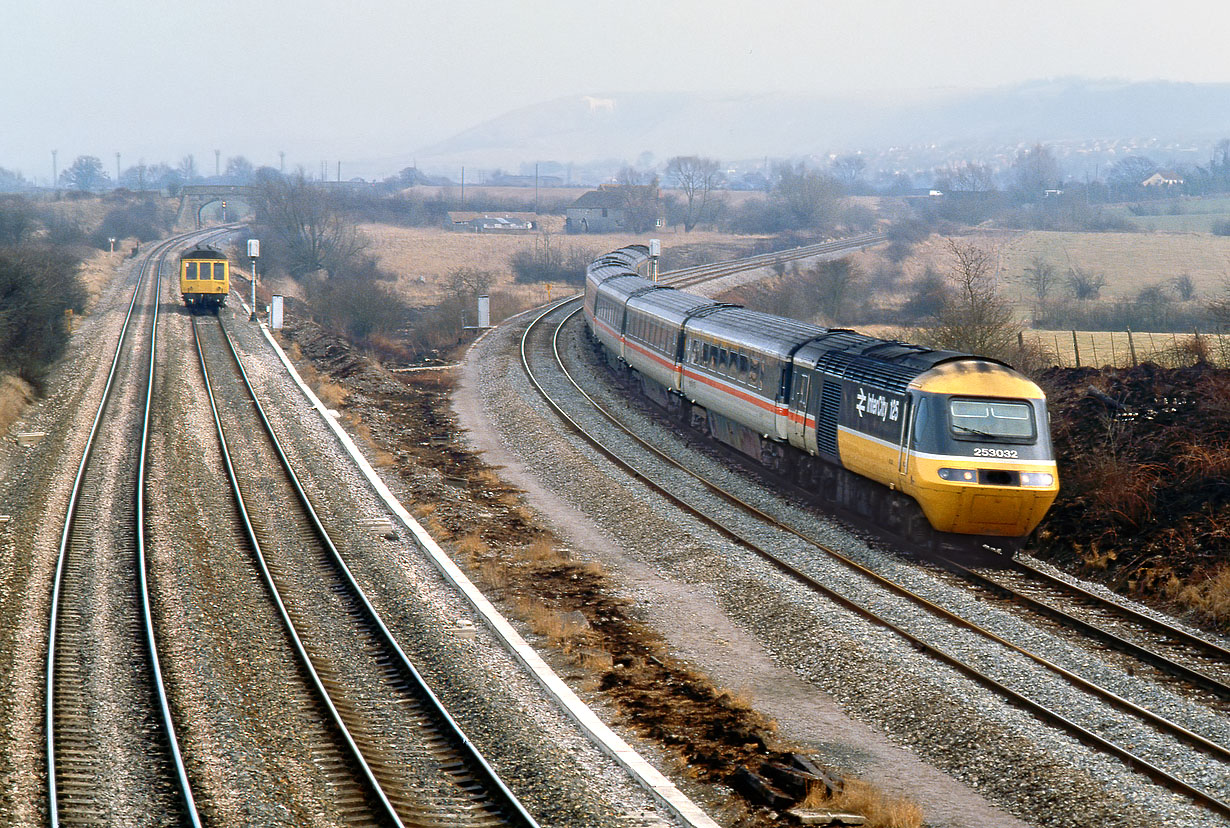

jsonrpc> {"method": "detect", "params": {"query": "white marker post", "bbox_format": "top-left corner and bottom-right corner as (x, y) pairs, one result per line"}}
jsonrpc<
(247, 238), (260, 321)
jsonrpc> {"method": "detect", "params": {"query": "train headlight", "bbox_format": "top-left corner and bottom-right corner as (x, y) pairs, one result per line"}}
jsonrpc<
(1019, 472), (1055, 487)
(937, 468), (975, 482)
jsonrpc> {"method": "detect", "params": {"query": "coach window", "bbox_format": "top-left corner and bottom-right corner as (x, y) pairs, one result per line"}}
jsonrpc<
(738, 354), (749, 382)
(185, 262), (197, 280)
(214, 263), (225, 280)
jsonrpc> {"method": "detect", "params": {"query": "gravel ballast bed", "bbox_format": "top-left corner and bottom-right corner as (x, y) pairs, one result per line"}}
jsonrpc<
(215, 301), (683, 827)
(456, 304), (1229, 828)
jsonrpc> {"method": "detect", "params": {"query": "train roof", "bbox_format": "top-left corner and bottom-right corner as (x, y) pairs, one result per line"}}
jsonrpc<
(684, 306), (825, 359)
(587, 246), (1014, 387)
(181, 245), (227, 260)
(625, 285), (715, 325)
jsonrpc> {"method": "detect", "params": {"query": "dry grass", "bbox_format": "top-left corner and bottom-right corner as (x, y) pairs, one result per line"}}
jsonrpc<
(478, 558), (510, 591)
(77, 249), (123, 309)
(350, 420), (396, 467)
(1176, 566), (1230, 630)
(997, 230), (1230, 302)
(1037, 329), (1230, 368)
(360, 224), (765, 307)
(801, 779), (923, 828)
(512, 597), (591, 652)
(286, 345), (351, 408)
(0, 374), (35, 436)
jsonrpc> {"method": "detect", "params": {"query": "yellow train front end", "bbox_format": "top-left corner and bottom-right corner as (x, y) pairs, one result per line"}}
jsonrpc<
(179, 248), (229, 311)
(900, 361), (1059, 538)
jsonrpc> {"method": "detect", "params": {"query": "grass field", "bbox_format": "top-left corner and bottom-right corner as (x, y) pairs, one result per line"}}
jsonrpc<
(361, 224), (769, 307)
(997, 231), (1230, 302)
(1032, 328), (1230, 368)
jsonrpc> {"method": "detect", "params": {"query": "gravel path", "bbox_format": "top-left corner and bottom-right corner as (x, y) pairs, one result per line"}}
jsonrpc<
(456, 301), (1230, 828)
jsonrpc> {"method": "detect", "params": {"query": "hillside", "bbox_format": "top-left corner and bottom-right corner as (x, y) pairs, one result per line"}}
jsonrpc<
(411, 79), (1230, 173)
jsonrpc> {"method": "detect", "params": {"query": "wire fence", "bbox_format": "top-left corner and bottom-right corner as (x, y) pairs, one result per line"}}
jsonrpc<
(1034, 329), (1230, 369)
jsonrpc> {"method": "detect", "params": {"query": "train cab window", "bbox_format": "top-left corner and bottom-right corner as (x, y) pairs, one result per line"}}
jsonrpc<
(213, 263), (225, 280)
(949, 398), (1035, 441)
(185, 262), (197, 280)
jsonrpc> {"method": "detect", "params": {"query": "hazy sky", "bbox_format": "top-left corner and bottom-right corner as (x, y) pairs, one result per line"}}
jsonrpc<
(5, 0), (1230, 181)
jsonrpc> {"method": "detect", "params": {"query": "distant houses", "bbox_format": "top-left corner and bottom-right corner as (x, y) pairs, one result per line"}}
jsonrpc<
(446, 212), (536, 233)
(1142, 171), (1184, 188)
(564, 184), (663, 233)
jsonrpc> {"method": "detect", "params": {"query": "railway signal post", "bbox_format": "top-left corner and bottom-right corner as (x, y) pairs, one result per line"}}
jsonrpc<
(247, 238), (260, 321)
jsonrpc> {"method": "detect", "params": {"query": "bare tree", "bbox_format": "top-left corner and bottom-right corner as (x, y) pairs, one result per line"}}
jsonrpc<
(665, 155), (723, 232)
(1067, 266), (1107, 300)
(224, 156), (255, 184)
(177, 154), (198, 183)
(1019, 256), (1059, 302)
(1012, 144), (1060, 201)
(615, 167), (663, 233)
(774, 163), (844, 230)
(812, 258), (863, 323)
(60, 156), (110, 192)
(447, 266), (494, 303)
(1171, 273), (1197, 301)
(934, 162), (996, 194)
(921, 239), (1022, 360)
(830, 154), (867, 193)
(1209, 278), (1230, 329)
(256, 173), (368, 278)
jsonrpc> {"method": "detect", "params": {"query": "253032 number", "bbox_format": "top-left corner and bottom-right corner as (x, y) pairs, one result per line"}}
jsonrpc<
(973, 447), (1019, 458)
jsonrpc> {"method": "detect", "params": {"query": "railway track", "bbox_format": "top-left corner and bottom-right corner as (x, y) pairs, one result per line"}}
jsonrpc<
(519, 296), (1230, 820)
(45, 230), (228, 826)
(662, 233), (885, 290)
(192, 312), (538, 828)
(936, 554), (1230, 703)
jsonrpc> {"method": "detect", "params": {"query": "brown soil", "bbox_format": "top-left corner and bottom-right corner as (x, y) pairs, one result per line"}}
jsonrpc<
(1033, 363), (1230, 632)
(274, 318), (908, 828)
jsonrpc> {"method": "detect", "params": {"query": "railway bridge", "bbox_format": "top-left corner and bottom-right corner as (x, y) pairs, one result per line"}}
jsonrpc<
(176, 184), (258, 228)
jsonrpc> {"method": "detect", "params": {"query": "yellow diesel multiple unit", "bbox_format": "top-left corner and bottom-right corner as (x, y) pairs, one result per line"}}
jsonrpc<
(179, 246), (229, 310)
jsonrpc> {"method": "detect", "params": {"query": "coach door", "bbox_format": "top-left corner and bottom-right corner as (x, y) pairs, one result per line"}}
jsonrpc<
(784, 368), (810, 451)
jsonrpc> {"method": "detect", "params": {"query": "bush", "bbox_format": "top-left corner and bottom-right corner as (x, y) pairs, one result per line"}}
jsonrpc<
(91, 198), (169, 248)
(509, 237), (594, 285)
(0, 244), (87, 382)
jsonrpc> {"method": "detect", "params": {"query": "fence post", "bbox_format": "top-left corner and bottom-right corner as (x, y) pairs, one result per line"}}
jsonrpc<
(1054, 334), (1063, 366)
(1090, 334), (1099, 367)
(1110, 331), (1116, 367)
(1072, 330), (1081, 367)
(1127, 327), (1137, 367)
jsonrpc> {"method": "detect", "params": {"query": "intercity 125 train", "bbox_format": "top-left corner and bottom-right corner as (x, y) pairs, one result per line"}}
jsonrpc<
(179, 245), (229, 310)
(583, 245), (1059, 556)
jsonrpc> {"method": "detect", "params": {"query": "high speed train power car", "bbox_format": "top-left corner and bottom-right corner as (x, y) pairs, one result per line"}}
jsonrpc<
(584, 245), (1059, 556)
(179, 245), (229, 310)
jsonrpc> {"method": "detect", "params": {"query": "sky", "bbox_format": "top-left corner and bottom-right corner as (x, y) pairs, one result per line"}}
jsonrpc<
(4, 0), (1230, 183)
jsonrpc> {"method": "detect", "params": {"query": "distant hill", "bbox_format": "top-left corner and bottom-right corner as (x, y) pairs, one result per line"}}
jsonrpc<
(409, 79), (1230, 177)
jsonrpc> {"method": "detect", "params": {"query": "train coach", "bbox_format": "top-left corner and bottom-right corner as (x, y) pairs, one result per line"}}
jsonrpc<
(179, 245), (229, 310)
(584, 245), (1059, 556)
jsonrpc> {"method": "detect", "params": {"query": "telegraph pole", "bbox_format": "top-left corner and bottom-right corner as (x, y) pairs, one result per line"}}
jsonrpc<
(52, 149), (57, 188)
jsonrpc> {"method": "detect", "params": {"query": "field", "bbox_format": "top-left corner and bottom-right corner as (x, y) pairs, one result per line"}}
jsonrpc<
(1113, 196), (1230, 233)
(996, 230), (1230, 301)
(1033, 329), (1230, 368)
(360, 223), (770, 307)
